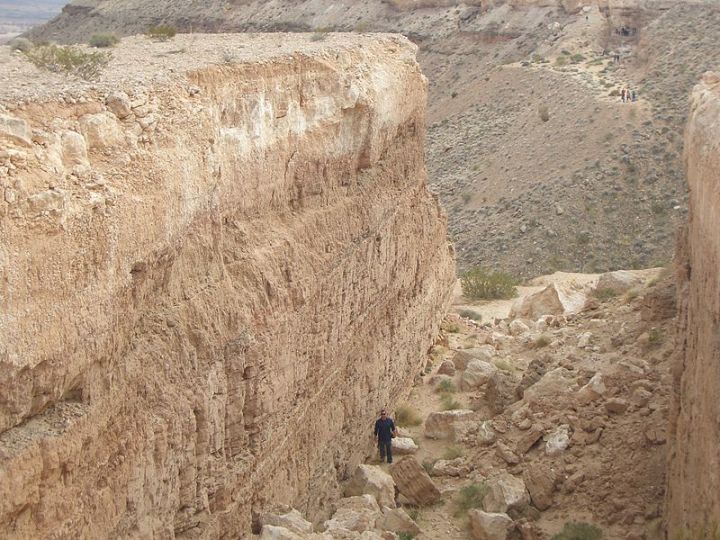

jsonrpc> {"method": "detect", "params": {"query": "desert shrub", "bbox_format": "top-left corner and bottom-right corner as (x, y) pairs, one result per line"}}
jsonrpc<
(594, 287), (617, 301)
(648, 327), (664, 347)
(625, 288), (640, 302)
(442, 321), (461, 333)
(443, 446), (463, 460)
(539, 104), (550, 122)
(407, 508), (420, 522)
(555, 55), (567, 66)
(24, 45), (110, 80)
(421, 459), (435, 475)
(148, 25), (177, 40)
(453, 483), (488, 517)
(552, 521), (603, 540)
(440, 394), (462, 411)
(571, 53), (586, 63)
(459, 309), (482, 322)
(534, 334), (551, 348)
(395, 404), (422, 427)
(310, 27), (330, 41)
(9, 37), (33, 52)
(461, 268), (518, 300)
(398, 532), (417, 540)
(435, 379), (457, 394)
(89, 33), (119, 48)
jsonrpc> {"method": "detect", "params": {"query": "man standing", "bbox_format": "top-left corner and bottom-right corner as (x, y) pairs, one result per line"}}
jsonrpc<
(374, 409), (398, 464)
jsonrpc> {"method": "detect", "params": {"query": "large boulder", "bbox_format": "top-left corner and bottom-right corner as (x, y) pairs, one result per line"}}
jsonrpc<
(324, 495), (381, 533)
(510, 283), (586, 319)
(437, 360), (456, 376)
(0, 113), (32, 146)
(461, 360), (498, 390)
(375, 506), (421, 535)
(392, 437), (419, 455)
(464, 345), (497, 363)
(545, 425), (571, 456)
(260, 525), (305, 540)
(389, 456), (441, 506)
(424, 410), (474, 440)
(486, 371), (520, 415)
(483, 473), (530, 517)
(523, 368), (574, 408)
(79, 112), (125, 149)
(468, 510), (514, 540)
(431, 458), (470, 477)
(594, 270), (645, 294)
(522, 466), (556, 511)
(260, 509), (313, 534)
(344, 465), (396, 509)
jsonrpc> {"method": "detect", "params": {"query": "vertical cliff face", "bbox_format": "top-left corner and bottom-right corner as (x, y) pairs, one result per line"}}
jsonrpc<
(666, 72), (720, 536)
(0, 34), (455, 538)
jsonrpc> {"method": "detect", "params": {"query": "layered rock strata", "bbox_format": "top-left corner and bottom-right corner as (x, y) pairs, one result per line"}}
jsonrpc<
(666, 72), (720, 536)
(0, 34), (455, 538)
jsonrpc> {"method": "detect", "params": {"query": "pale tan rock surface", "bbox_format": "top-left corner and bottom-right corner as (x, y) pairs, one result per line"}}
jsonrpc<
(666, 72), (720, 536)
(0, 34), (455, 538)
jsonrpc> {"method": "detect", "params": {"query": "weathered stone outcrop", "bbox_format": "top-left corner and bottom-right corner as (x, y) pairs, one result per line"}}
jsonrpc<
(0, 35), (455, 538)
(666, 72), (720, 536)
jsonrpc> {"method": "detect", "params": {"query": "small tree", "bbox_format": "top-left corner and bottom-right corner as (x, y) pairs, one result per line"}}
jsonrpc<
(461, 268), (518, 300)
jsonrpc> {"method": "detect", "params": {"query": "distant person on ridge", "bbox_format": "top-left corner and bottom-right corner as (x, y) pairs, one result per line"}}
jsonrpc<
(632, 89), (637, 102)
(374, 409), (398, 464)
(621, 88), (627, 102)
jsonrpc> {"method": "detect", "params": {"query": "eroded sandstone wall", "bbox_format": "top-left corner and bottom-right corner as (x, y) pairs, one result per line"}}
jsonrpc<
(0, 34), (455, 538)
(666, 72), (720, 536)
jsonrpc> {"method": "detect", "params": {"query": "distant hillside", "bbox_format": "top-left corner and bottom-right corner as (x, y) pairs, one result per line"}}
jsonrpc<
(0, 0), (66, 42)
(22, 0), (720, 278)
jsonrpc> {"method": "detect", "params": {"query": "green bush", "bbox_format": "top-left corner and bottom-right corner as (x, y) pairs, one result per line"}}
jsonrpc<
(24, 45), (110, 80)
(459, 309), (482, 321)
(421, 459), (435, 475)
(89, 33), (119, 48)
(9, 37), (33, 53)
(310, 27), (330, 41)
(594, 288), (618, 301)
(442, 321), (461, 333)
(552, 521), (603, 540)
(440, 394), (462, 411)
(453, 483), (489, 517)
(398, 533), (417, 540)
(395, 405), (422, 427)
(148, 25), (177, 40)
(461, 268), (518, 300)
(435, 379), (457, 394)
(570, 53), (586, 64)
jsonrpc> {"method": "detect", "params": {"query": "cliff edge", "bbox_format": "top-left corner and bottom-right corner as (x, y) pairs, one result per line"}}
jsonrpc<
(0, 34), (455, 538)
(666, 72), (720, 536)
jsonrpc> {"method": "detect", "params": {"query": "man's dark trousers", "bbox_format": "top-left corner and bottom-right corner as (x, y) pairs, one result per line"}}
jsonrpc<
(378, 438), (393, 463)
